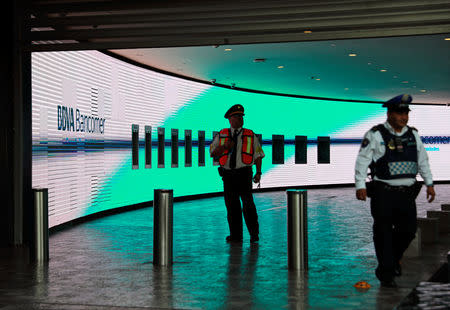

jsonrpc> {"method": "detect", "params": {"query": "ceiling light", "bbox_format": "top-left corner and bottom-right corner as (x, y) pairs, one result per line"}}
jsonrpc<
(315, 78), (320, 81)
(348, 53), (357, 57)
(277, 65), (284, 69)
(420, 89), (427, 92)
(445, 38), (450, 41)
(344, 88), (349, 91)
(368, 62), (372, 65)
(304, 30), (312, 34)
(224, 48), (232, 51)
(380, 69), (387, 72)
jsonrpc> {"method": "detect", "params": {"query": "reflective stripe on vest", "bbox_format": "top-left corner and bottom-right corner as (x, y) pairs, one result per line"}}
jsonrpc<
(241, 129), (255, 165)
(218, 128), (255, 166)
(218, 128), (231, 166)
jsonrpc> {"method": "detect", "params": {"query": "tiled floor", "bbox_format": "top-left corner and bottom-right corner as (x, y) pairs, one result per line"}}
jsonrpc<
(1, 185), (449, 309)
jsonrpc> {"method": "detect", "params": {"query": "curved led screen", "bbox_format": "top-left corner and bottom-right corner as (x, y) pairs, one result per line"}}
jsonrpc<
(32, 50), (450, 227)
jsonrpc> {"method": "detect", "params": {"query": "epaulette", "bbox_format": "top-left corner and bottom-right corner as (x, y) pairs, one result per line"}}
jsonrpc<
(370, 124), (384, 132)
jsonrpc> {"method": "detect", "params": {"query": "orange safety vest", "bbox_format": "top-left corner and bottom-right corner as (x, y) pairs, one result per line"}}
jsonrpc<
(218, 128), (255, 166)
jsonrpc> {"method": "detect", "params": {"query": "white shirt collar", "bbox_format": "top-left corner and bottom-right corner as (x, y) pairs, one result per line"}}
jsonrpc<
(384, 121), (408, 135)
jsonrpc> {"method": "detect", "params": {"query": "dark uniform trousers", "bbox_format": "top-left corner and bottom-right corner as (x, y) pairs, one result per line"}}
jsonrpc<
(222, 166), (259, 240)
(370, 181), (417, 281)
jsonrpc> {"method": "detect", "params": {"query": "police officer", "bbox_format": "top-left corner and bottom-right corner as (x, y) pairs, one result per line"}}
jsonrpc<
(355, 94), (436, 287)
(210, 104), (265, 243)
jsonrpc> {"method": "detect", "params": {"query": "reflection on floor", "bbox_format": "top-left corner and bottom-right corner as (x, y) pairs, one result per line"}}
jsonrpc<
(0, 185), (449, 309)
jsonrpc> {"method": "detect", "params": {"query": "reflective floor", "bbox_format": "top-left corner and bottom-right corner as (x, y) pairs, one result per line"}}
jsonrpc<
(1, 185), (449, 309)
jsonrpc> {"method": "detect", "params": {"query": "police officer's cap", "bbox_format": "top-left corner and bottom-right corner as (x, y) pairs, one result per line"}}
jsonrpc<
(224, 104), (245, 118)
(382, 94), (412, 112)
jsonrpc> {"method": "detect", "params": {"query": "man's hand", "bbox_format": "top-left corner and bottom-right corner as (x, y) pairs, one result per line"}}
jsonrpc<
(356, 188), (367, 201)
(223, 139), (234, 151)
(426, 186), (436, 203)
(253, 173), (261, 184)
(211, 140), (234, 157)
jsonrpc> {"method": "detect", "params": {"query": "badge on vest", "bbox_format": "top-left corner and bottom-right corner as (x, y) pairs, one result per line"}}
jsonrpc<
(407, 137), (416, 146)
(394, 137), (404, 152)
(387, 139), (396, 150)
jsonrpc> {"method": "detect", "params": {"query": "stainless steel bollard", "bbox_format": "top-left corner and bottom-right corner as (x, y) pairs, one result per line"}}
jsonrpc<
(153, 189), (173, 266)
(287, 189), (308, 270)
(33, 188), (49, 262)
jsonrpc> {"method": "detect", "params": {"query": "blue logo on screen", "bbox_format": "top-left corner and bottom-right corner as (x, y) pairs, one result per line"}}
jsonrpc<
(421, 136), (450, 152)
(57, 105), (106, 134)
(421, 136), (450, 144)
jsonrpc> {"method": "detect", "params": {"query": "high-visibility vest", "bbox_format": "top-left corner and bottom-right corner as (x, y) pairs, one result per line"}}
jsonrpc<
(218, 128), (255, 166)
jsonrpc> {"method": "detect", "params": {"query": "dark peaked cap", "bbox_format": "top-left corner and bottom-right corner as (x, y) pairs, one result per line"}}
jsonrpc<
(224, 104), (245, 118)
(382, 94), (412, 111)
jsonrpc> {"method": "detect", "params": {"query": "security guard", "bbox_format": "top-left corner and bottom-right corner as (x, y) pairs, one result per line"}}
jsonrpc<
(355, 94), (436, 288)
(210, 104), (265, 243)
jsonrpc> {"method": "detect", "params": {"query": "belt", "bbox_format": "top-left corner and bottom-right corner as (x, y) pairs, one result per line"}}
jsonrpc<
(222, 166), (252, 175)
(375, 181), (415, 193)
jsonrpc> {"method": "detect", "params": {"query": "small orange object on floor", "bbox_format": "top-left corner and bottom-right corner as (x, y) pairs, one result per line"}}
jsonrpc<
(354, 281), (371, 290)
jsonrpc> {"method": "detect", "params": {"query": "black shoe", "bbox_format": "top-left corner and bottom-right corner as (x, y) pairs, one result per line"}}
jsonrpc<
(250, 235), (259, 243)
(380, 279), (397, 288)
(226, 236), (242, 243)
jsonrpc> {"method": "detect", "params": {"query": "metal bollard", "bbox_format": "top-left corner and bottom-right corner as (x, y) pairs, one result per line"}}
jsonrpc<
(32, 188), (49, 262)
(287, 189), (308, 270)
(153, 189), (173, 266)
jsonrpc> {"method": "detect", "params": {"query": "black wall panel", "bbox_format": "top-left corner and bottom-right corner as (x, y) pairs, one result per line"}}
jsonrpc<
(171, 129), (179, 168)
(185, 130), (192, 167)
(132, 124), (139, 169)
(145, 126), (151, 168)
(295, 135), (307, 164)
(317, 136), (330, 164)
(198, 130), (205, 167)
(158, 127), (165, 168)
(272, 134), (284, 164)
